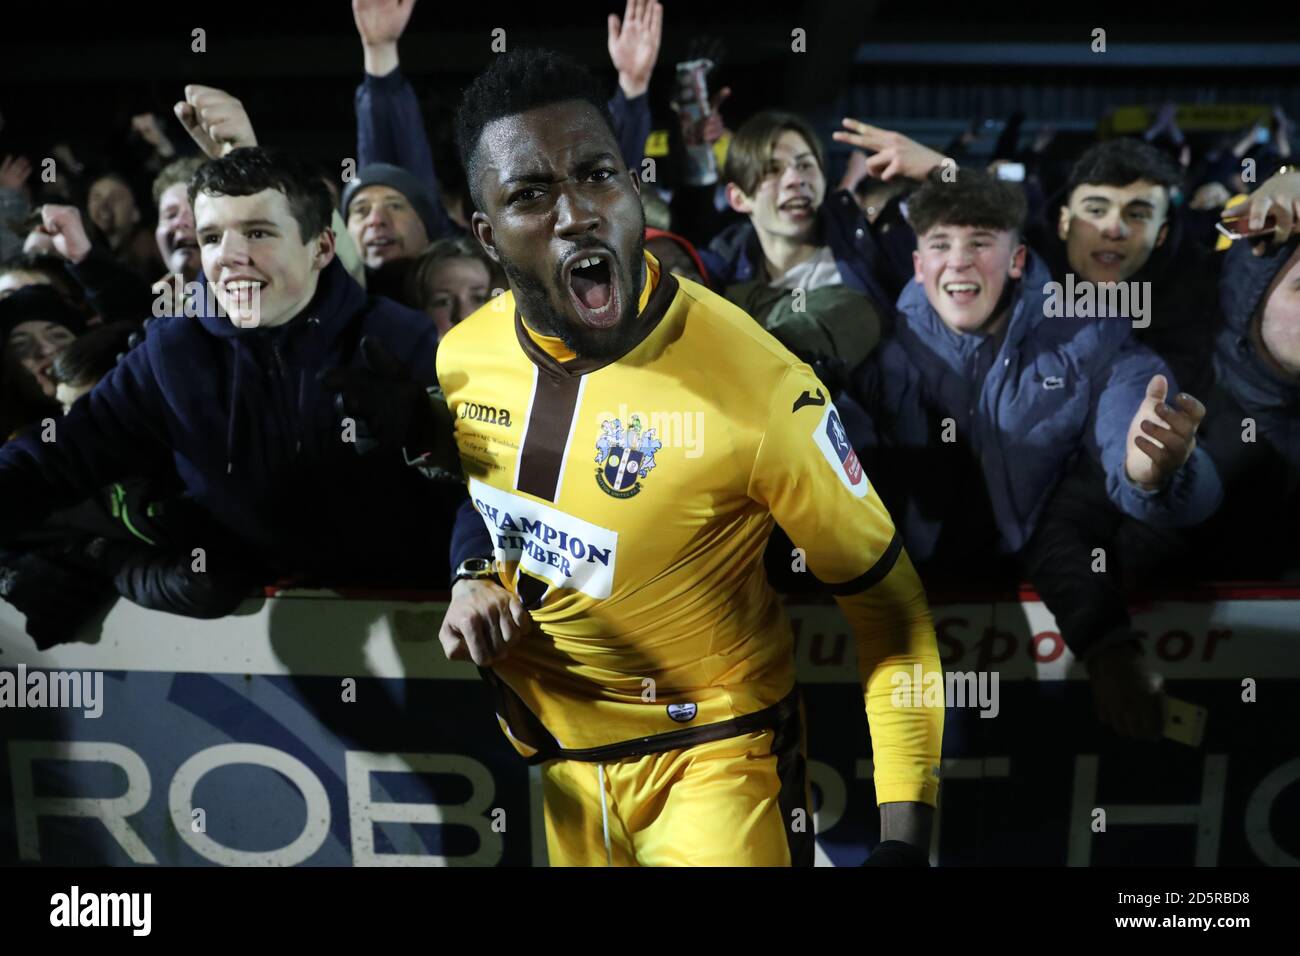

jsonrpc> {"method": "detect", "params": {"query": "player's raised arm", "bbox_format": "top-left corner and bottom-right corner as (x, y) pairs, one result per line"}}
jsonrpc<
(747, 361), (943, 862)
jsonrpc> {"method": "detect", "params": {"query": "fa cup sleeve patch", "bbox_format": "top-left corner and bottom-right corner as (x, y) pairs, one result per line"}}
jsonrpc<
(811, 403), (869, 498)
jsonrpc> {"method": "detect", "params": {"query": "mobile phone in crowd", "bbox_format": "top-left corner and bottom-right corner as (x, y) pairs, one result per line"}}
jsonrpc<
(1215, 210), (1279, 242)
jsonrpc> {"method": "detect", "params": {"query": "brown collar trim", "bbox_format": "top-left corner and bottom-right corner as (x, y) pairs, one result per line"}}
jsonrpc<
(514, 269), (680, 379)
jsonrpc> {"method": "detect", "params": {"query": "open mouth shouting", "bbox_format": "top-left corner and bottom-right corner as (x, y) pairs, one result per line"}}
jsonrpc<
(363, 233), (400, 261)
(562, 249), (622, 330)
(942, 280), (981, 305)
(779, 196), (815, 221)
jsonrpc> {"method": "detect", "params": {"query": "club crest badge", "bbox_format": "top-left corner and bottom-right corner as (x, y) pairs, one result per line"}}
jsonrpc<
(595, 415), (662, 499)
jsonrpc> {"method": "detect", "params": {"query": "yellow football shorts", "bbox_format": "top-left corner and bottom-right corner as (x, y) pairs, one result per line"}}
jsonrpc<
(539, 704), (813, 866)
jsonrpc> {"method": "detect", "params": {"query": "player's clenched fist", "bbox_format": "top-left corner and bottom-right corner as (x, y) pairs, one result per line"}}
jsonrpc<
(1124, 374), (1206, 491)
(439, 578), (532, 667)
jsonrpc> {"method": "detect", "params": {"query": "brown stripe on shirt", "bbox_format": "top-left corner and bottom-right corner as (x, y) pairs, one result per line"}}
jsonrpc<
(516, 372), (581, 501)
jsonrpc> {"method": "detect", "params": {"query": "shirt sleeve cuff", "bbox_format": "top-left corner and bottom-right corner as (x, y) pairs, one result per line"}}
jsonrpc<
(875, 778), (940, 808)
(363, 65), (405, 90)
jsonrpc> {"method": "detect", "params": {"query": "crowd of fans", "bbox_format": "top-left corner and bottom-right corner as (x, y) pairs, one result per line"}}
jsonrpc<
(0, 1), (1296, 742)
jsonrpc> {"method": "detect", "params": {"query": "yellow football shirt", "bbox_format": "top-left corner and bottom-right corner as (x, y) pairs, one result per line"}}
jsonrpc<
(436, 253), (943, 805)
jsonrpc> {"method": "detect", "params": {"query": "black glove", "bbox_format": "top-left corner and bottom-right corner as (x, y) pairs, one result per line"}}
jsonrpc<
(318, 336), (438, 458)
(861, 840), (930, 867)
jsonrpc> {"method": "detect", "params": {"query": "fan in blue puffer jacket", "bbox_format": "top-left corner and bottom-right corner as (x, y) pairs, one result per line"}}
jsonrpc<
(850, 167), (1222, 581)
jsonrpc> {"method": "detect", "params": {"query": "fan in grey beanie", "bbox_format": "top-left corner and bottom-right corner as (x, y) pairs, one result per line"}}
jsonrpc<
(340, 164), (453, 308)
(341, 163), (441, 265)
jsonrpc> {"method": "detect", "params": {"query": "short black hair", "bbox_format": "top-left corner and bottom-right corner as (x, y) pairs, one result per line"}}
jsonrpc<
(454, 48), (616, 210)
(1065, 138), (1182, 200)
(906, 166), (1027, 238)
(188, 147), (332, 243)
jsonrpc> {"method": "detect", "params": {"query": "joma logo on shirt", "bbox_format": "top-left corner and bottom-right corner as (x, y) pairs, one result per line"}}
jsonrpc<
(460, 402), (512, 427)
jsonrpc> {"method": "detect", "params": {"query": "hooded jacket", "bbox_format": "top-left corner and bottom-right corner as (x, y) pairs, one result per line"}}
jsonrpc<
(850, 251), (1223, 564)
(0, 257), (459, 584)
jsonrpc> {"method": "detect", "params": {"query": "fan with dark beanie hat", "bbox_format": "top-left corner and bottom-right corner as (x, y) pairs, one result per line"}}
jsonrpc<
(341, 162), (442, 306)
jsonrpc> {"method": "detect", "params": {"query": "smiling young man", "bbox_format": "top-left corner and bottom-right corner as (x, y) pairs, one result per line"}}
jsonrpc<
(414, 49), (944, 867)
(684, 111), (905, 372)
(1023, 169), (1300, 740)
(851, 168), (1223, 738)
(1010, 141), (1225, 738)
(1057, 147), (1172, 286)
(1045, 138), (1220, 395)
(0, 147), (459, 588)
(856, 167), (1222, 574)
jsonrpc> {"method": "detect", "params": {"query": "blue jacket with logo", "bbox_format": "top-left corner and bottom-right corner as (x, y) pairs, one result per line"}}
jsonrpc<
(850, 251), (1223, 563)
(0, 258), (462, 583)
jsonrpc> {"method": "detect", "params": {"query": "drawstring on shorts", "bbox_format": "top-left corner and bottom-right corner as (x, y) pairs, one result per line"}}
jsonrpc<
(597, 763), (613, 867)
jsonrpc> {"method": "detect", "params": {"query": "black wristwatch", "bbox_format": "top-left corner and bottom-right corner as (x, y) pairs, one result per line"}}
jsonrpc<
(452, 556), (498, 585)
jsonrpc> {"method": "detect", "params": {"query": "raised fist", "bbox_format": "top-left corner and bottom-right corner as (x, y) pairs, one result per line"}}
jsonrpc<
(34, 205), (92, 265)
(174, 85), (258, 160)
